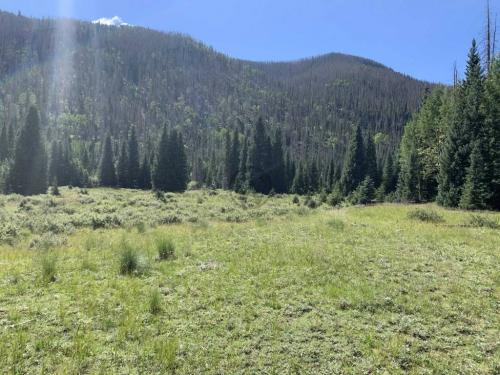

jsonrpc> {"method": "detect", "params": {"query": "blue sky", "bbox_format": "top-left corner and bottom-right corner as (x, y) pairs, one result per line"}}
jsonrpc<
(0, 0), (498, 83)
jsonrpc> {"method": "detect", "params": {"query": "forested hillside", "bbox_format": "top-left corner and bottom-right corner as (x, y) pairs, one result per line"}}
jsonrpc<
(0, 10), (430, 192)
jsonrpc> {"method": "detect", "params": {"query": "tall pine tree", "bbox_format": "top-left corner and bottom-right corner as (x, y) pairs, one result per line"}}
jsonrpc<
(7, 106), (47, 195)
(128, 126), (140, 188)
(99, 134), (117, 187)
(340, 124), (365, 195)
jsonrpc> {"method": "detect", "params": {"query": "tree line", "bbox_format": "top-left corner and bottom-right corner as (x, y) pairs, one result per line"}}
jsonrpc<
(397, 40), (500, 210)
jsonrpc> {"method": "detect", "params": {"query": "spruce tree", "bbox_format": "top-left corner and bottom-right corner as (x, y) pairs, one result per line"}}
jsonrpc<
(270, 129), (286, 193)
(340, 124), (365, 195)
(128, 126), (140, 188)
(152, 127), (171, 191)
(138, 154), (152, 190)
(99, 134), (117, 187)
(0, 125), (8, 161)
(173, 131), (189, 192)
(223, 131), (232, 189)
(7, 106), (47, 195)
(397, 137), (420, 202)
(117, 140), (129, 188)
(234, 137), (248, 192)
(459, 141), (491, 209)
(364, 135), (378, 186)
(482, 58), (500, 209)
(247, 117), (272, 194)
(381, 153), (397, 195)
(438, 40), (484, 207)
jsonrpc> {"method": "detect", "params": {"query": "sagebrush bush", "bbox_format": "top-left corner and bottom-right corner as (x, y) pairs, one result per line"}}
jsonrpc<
(156, 237), (175, 260)
(407, 209), (444, 223)
(465, 215), (499, 229)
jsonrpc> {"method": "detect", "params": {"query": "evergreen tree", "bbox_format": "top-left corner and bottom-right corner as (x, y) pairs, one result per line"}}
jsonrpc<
(364, 135), (378, 186)
(99, 134), (117, 187)
(172, 131), (189, 192)
(340, 124), (365, 195)
(7, 105), (47, 195)
(381, 153), (397, 195)
(223, 130), (240, 190)
(234, 137), (248, 192)
(48, 141), (61, 185)
(117, 140), (129, 188)
(308, 161), (320, 193)
(459, 141), (491, 209)
(397, 136), (420, 202)
(247, 117), (272, 194)
(291, 163), (308, 195)
(270, 129), (286, 193)
(0, 124), (8, 161)
(482, 58), (500, 209)
(138, 154), (152, 190)
(152, 127), (171, 191)
(438, 40), (484, 207)
(222, 131), (232, 189)
(128, 126), (140, 188)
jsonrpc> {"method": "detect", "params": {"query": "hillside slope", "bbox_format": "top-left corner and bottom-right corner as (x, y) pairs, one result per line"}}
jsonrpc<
(0, 10), (431, 170)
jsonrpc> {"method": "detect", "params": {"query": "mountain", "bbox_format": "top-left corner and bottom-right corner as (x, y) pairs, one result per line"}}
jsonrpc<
(0, 10), (431, 179)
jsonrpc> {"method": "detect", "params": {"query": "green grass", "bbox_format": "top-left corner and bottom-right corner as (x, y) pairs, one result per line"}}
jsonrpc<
(0, 189), (499, 374)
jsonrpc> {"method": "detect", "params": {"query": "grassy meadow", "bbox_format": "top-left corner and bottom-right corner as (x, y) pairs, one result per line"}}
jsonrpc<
(0, 188), (499, 374)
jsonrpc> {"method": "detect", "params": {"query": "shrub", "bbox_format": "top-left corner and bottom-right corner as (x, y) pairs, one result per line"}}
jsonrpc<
(292, 195), (300, 205)
(149, 289), (162, 315)
(159, 215), (182, 225)
(51, 184), (60, 196)
(135, 221), (147, 233)
(156, 237), (175, 260)
(328, 188), (344, 207)
(465, 215), (499, 229)
(119, 241), (147, 276)
(407, 209), (444, 223)
(41, 253), (57, 283)
(306, 198), (318, 209)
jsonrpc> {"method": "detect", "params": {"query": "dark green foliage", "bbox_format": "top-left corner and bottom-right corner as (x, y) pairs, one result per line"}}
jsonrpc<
(459, 141), (491, 210)
(482, 58), (500, 209)
(291, 164), (308, 195)
(380, 154), (397, 195)
(128, 127), (140, 188)
(223, 130), (240, 190)
(351, 176), (375, 205)
(407, 209), (444, 223)
(270, 129), (286, 193)
(328, 184), (344, 207)
(6, 106), (47, 195)
(156, 237), (175, 260)
(138, 154), (152, 190)
(465, 214), (499, 229)
(438, 41), (484, 207)
(152, 128), (171, 192)
(0, 124), (8, 161)
(117, 140), (129, 188)
(340, 124), (365, 195)
(397, 128), (421, 203)
(152, 129), (188, 192)
(247, 118), (273, 194)
(99, 134), (117, 187)
(234, 138), (248, 192)
(364, 135), (378, 186)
